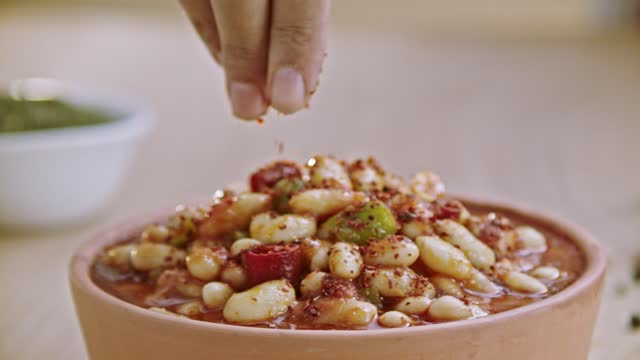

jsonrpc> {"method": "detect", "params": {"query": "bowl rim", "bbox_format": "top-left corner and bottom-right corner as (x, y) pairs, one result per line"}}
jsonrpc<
(69, 195), (607, 339)
(0, 80), (153, 152)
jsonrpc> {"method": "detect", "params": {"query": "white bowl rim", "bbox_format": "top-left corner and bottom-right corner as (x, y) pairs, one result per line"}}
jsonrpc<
(70, 195), (607, 338)
(0, 81), (153, 152)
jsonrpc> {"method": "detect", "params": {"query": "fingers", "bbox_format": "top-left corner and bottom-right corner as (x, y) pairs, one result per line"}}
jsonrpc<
(212, 0), (270, 120)
(268, 0), (330, 114)
(179, 0), (221, 63)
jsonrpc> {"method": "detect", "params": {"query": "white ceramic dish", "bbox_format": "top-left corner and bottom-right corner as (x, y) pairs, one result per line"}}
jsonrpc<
(0, 79), (153, 229)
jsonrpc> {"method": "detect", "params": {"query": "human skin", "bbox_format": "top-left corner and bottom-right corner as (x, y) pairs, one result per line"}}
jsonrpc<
(179, 0), (331, 120)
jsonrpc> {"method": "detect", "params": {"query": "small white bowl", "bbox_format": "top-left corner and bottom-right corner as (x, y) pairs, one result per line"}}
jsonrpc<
(0, 79), (153, 229)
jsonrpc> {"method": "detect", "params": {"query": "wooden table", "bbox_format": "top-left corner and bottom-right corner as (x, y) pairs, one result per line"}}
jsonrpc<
(1, 3), (639, 359)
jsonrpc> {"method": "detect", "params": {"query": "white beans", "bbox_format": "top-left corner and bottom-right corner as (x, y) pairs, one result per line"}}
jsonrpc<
(427, 296), (473, 321)
(202, 282), (234, 308)
(394, 296), (432, 315)
(175, 300), (202, 317)
(435, 220), (496, 270)
(329, 242), (363, 279)
(300, 238), (331, 271)
(501, 271), (548, 294)
(313, 298), (377, 328)
(530, 266), (560, 280)
(415, 235), (473, 280)
(289, 189), (357, 219)
(230, 238), (261, 257)
(431, 276), (464, 298)
(349, 161), (384, 192)
(186, 248), (223, 281)
(102, 244), (134, 270)
(308, 156), (353, 190)
(300, 271), (328, 297)
(411, 171), (445, 201)
(515, 226), (547, 252)
(363, 235), (419, 267)
(363, 267), (420, 297)
(463, 269), (502, 296)
(223, 280), (296, 324)
(220, 262), (248, 291)
(250, 213), (317, 244)
(131, 243), (185, 271)
(148, 307), (188, 319)
(140, 225), (170, 243)
(378, 311), (412, 328)
(401, 220), (433, 239)
(199, 193), (272, 237)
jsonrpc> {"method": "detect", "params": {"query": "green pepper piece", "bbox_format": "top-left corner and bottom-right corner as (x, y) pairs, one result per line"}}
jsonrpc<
(272, 178), (305, 213)
(359, 287), (382, 308)
(319, 200), (398, 245)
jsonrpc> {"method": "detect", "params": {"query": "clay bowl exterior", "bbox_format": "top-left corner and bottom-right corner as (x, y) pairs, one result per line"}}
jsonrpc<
(69, 196), (606, 360)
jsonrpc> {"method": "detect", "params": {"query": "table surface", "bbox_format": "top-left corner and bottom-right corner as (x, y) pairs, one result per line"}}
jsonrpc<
(1, 3), (639, 359)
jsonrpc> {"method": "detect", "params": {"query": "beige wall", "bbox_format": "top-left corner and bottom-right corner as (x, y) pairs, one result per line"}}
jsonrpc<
(3, 0), (635, 37)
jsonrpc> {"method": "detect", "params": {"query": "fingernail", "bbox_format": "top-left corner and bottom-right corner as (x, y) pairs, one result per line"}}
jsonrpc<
(229, 82), (266, 120)
(271, 67), (305, 114)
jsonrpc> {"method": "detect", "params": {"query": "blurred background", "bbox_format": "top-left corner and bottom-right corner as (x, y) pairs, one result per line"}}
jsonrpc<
(1, 0), (639, 358)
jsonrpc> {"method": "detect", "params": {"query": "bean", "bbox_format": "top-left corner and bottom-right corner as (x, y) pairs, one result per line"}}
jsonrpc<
(394, 296), (432, 315)
(223, 280), (296, 325)
(362, 266), (421, 297)
(289, 189), (360, 219)
(186, 248), (223, 281)
(363, 235), (419, 267)
(140, 225), (170, 243)
(348, 159), (384, 192)
(102, 244), (135, 270)
(428, 295), (473, 321)
(313, 298), (377, 328)
(501, 271), (548, 294)
(431, 275), (464, 298)
(379, 311), (412, 328)
(199, 193), (272, 237)
(131, 243), (184, 271)
(175, 300), (202, 317)
(411, 171), (445, 201)
(300, 238), (331, 271)
(329, 242), (363, 279)
(529, 266), (560, 280)
(220, 262), (248, 291)
(435, 219), (496, 270)
(148, 307), (188, 319)
(515, 226), (547, 252)
(416, 235), (473, 280)
(250, 213), (317, 244)
(202, 282), (234, 308)
(300, 271), (328, 297)
(308, 155), (353, 190)
(230, 238), (261, 257)
(401, 220), (433, 239)
(463, 269), (502, 296)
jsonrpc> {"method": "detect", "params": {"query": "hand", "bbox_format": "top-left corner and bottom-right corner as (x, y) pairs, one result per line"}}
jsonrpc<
(179, 0), (331, 120)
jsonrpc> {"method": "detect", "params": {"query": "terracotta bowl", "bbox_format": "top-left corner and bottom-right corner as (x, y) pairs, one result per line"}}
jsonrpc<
(69, 197), (606, 360)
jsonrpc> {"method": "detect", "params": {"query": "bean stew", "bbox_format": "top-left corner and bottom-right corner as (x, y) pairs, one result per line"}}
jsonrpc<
(92, 156), (585, 330)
